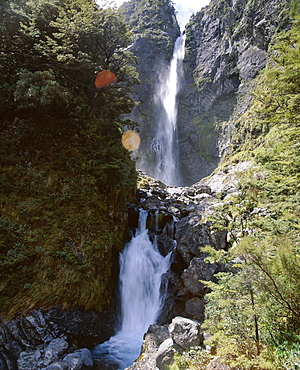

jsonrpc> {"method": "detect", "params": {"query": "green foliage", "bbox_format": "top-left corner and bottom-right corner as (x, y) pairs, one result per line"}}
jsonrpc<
(182, 10), (300, 370)
(170, 347), (212, 370)
(14, 70), (69, 112)
(121, 0), (176, 38)
(0, 0), (138, 317)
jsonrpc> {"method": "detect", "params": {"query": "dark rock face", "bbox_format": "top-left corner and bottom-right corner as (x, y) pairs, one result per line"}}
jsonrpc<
(0, 308), (115, 370)
(133, 172), (230, 324)
(178, 0), (289, 184)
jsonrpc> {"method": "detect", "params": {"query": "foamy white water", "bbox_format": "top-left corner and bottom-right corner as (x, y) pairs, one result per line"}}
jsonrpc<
(152, 34), (186, 186)
(92, 210), (172, 369)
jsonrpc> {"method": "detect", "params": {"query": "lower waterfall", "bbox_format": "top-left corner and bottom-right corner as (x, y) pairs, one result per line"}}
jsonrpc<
(92, 210), (172, 369)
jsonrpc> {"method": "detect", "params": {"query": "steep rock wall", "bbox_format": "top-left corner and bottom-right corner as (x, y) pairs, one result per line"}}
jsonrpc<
(178, 0), (289, 184)
(122, 0), (289, 186)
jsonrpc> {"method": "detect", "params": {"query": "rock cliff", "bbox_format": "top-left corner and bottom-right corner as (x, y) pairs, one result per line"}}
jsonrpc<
(179, 0), (289, 184)
(122, 0), (289, 185)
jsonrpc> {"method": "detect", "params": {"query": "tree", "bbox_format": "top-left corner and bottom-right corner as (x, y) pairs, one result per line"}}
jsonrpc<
(0, 0), (138, 317)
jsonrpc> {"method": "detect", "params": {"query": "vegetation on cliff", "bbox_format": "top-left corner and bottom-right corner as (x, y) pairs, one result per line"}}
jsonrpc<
(173, 5), (300, 370)
(120, 0), (178, 45)
(0, 0), (138, 318)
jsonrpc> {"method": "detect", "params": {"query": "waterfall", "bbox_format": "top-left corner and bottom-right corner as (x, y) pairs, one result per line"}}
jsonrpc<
(92, 210), (172, 369)
(151, 34), (186, 186)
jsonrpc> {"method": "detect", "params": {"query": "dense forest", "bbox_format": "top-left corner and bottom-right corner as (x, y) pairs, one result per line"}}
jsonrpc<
(0, 0), (138, 317)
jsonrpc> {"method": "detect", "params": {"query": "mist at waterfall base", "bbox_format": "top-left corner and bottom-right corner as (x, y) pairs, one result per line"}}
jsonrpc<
(137, 34), (186, 187)
(92, 210), (172, 369)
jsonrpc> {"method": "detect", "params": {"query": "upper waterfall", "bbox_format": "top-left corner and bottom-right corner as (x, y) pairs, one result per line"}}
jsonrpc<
(151, 34), (186, 186)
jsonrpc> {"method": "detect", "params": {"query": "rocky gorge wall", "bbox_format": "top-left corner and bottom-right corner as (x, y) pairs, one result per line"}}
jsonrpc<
(180, 0), (289, 184)
(122, 0), (289, 185)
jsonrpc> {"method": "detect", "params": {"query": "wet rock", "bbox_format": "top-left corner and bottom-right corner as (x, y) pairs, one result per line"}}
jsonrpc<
(127, 204), (140, 230)
(63, 348), (93, 369)
(17, 350), (42, 370)
(156, 234), (176, 257)
(43, 338), (69, 366)
(167, 206), (181, 218)
(92, 359), (119, 370)
(45, 361), (71, 370)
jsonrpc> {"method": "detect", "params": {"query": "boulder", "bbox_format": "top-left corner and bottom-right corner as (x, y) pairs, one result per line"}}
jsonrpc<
(194, 184), (212, 195)
(17, 350), (42, 370)
(43, 338), (69, 366)
(201, 161), (253, 197)
(155, 338), (176, 370)
(126, 353), (158, 370)
(17, 339), (71, 370)
(140, 196), (164, 211)
(168, 317), (202, 350)
(44, 361), (71, 370)
(175, 212), (210, 264)
(185, 298), (205, 321)
(142, 325), (170, 355)
(63, 348), (93, 370)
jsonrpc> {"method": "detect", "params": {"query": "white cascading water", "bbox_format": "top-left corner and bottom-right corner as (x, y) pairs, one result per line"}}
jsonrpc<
(151, 34), (186, 186)
(92, 210), (172, 369)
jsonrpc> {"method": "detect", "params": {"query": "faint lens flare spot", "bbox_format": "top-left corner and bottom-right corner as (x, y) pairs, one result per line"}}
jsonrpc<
(122, 131), (141, 151)
(95, 70), (117, 89)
